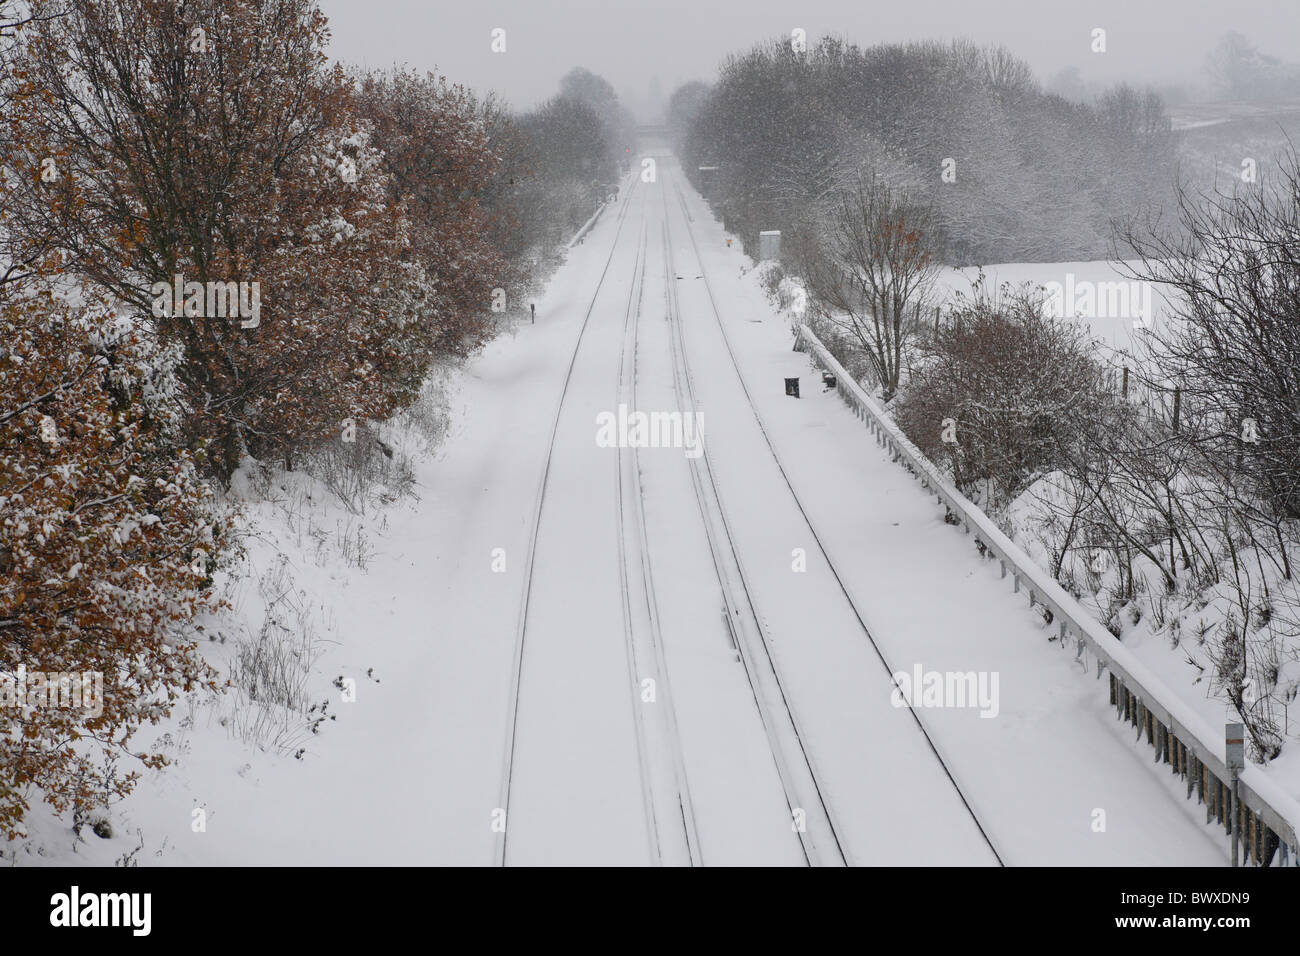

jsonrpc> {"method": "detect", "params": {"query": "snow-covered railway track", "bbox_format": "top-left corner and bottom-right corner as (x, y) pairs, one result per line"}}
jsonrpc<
(493, 185), (644, 866)
(664, 170), (1005, 865)
(659, 198), (849, 867)
(612, 221), (705, 866)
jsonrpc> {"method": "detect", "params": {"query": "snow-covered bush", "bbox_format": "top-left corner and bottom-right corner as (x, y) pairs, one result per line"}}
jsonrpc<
(0, 284), (230, 840)
(894, 277), (1114, 510)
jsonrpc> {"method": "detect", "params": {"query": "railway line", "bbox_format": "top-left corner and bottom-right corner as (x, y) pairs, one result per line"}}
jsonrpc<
(488, 158), (1218, 866)
(661, 164), (1004, 865)
(493, 183), (644, 866)
(658, 195), (849, 865)
(613, 219), (704, 865)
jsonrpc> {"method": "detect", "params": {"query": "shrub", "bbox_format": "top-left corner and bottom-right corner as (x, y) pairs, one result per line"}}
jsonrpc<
(895, 277), (1114, 509)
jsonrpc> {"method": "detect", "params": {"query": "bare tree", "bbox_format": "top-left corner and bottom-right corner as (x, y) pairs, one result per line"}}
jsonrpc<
(805, 172), (939, 401)
(1117, 150), (1300, 526)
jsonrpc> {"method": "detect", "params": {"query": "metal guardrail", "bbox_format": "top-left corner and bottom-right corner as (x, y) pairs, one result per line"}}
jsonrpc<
(566, 199), (607, 249)
(567, 172), (635, 249)
(795, 322), (1300, 866)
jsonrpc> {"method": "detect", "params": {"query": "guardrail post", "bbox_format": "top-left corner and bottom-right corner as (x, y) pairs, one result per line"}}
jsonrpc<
(1227, 722), (1244, 867)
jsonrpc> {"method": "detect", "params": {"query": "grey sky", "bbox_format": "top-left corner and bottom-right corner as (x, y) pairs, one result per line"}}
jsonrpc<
(318, 0), (1299, 114)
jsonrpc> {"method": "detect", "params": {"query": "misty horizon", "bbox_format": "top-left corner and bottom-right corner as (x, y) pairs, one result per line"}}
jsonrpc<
(320, 0), (1300, 117)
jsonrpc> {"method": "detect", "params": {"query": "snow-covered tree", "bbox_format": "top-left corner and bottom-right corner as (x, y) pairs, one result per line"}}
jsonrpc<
(0, 283), (228, 840)
(355, 68), (510, 357)
(4, 0), (436, 480)
(804, 173), (940, 402)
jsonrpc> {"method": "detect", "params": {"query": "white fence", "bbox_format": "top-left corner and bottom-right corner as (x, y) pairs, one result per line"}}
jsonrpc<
(795, 322), (1300, 866)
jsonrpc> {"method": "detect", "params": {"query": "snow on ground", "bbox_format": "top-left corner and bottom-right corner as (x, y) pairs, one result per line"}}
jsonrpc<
(672, 162), (1225, 864)
(9, 201), (639, 866)
(1001, 475), (1300, 801)
(933, 260), (1175, 358)
(929, 259), (1300, 803)
(9, 160), (1239, 866)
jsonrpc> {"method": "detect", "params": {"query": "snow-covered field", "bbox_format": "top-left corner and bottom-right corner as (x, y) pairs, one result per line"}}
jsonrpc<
(12, 160), (1243, 866)
(933, 260), (1173, 356)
